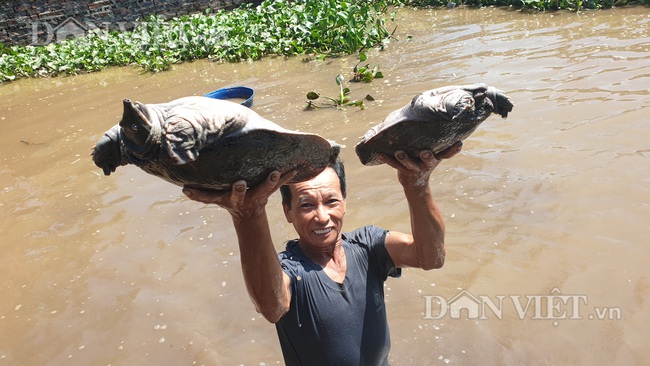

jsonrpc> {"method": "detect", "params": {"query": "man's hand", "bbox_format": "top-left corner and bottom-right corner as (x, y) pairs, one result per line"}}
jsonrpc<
(182, 170), (297, 221)
(378, 141), (463, 189)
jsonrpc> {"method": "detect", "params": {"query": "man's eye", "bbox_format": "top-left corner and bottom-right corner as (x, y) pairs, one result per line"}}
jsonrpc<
(299, 203), (313, 208)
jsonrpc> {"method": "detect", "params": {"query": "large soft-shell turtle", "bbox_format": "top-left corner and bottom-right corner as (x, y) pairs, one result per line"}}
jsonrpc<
(355, 83), (514, 165)
(92, 96), (339, 190)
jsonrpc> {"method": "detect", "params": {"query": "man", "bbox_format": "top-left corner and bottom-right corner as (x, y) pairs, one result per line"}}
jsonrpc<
(183, 142), (463, 365)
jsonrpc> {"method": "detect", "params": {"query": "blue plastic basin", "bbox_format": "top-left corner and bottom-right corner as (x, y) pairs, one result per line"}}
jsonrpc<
(204, 86), (254, 108)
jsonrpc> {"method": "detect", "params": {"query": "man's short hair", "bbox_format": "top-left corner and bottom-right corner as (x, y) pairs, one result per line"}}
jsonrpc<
(280, 159), (346, 208)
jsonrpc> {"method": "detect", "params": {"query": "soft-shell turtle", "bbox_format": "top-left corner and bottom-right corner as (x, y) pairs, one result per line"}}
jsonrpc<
(92, 96), (339, 190)
(355, 83), (513, 165)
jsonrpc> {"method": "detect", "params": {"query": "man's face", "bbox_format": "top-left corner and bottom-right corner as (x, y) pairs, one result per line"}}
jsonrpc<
(283, 168), (346, 249)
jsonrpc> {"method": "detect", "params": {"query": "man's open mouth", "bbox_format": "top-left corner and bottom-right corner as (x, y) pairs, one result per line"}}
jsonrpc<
(313, 228), (333, 235)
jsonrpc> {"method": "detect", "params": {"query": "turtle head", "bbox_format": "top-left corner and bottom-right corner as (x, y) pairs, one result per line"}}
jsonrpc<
(119, 99), (152, 147)
(92, 125), (125, 176)
(486, 87), (514, 118)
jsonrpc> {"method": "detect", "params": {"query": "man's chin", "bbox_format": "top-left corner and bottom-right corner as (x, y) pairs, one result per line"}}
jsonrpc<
(305, 230), (340, 247)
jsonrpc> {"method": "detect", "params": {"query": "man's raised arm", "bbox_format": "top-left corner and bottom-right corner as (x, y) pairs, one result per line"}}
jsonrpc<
(183, 171), (295, 323)
(381, 142), (463, 270)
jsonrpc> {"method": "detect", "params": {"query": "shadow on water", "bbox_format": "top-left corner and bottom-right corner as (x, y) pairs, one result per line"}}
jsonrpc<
(1, 6), (649, 365)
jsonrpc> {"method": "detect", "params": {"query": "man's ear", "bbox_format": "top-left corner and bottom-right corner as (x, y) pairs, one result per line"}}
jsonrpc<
(282, 203), (293, 223)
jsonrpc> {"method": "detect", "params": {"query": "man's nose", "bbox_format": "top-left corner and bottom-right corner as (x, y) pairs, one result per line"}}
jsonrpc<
(314, 204), (329, 222)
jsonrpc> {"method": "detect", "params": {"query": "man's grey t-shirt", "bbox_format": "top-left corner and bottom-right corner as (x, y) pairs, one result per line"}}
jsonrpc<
(276, 225), (401, 366)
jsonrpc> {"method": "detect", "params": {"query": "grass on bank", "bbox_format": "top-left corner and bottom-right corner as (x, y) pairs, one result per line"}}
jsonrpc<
(0, 0), (648, 83)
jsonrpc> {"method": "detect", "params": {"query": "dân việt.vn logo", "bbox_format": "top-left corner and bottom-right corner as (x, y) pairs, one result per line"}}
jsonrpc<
(423, 288), (621, 326)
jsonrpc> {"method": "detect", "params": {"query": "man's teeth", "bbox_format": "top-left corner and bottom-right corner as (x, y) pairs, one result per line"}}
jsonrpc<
(314, 228), (333, 235)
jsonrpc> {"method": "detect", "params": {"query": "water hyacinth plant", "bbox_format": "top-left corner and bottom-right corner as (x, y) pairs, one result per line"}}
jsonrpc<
(305, 74), (371, 110)
(0, 0), (394, 82)
(351, 52), (384, 83)
(2, 0), (649, 83)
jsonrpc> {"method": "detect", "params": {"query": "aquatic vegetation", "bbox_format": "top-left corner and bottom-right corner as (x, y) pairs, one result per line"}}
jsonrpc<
(305, 74), (371, 110)
(0, 0), (393, 82)
(306, 52), (381, 110)
(1, 0), (647, 82)
(351, 52), (384, 83)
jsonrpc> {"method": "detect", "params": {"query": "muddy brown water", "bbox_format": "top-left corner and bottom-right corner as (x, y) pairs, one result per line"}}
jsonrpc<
(1, 6), (649, 365)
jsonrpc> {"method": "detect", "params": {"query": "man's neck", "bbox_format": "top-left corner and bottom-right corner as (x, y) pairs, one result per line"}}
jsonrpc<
(299, 240), (347, 283)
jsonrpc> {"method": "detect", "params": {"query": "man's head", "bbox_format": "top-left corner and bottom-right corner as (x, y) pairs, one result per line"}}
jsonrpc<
(281, 159), (347, 248)
(280, 159), (346, 208)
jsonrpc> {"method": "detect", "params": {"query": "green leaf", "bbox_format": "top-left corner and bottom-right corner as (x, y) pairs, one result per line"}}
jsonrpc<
(335, 74), (344, 85)
(348, 100), (365, 108)
(306, 91), (320, 100)
(359, 52), (367, 62)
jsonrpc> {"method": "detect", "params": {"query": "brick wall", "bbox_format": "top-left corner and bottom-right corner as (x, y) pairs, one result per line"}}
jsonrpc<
(0, 0), (253, 46)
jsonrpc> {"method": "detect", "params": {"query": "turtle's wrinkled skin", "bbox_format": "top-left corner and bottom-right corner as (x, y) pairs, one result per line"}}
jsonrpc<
(93, 96), (340, 190)
(355, 83), (514, 166)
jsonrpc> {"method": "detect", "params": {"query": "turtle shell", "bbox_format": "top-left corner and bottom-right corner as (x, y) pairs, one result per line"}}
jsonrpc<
(355, 84), (513, 165)
(93, 96), (339, 191)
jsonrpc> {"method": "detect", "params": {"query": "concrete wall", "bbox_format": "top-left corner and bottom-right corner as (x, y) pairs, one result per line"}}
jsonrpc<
(0, 0), (251, 46)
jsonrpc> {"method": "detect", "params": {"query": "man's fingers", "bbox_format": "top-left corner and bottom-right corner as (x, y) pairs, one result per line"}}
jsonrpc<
(231, 180), (248, 199)
(378, 153), (403, 171)
(379, 144), (461, 172)
(418, 150), (440, 169)
(183, 169), (297, 206)
(395, 150), (421, 170)
(248, 170), (296, 198)
(379, 151), (432, 172)
(183, 186), (231, 205)
(434, 141), (463, 160)
(277, 169), (298, 186)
